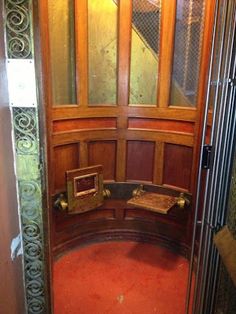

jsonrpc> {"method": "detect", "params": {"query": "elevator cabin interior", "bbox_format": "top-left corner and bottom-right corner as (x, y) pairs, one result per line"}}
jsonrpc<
(42, 0), (215, 310)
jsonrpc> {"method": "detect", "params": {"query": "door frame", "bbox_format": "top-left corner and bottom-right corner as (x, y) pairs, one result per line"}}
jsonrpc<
(186, 0), (236, 313)
(3, 0), (236, 313)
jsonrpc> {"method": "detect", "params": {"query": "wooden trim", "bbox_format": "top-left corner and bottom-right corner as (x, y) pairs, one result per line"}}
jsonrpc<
(79, 141), (88, 167)
(118, 0), (132, 106)
(116, 139), (126, 181)
(153, 142), (164, 185)
(52, 129), (194, 147)
(126, 130), (194, 146)
(163, 184), (189, 193)
(75, 0), (88, 107)
(52, 106), (197, 122)
(158, 0), (177, 108)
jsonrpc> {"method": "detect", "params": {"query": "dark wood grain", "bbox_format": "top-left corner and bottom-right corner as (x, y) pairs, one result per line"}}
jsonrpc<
(126, 141), (155, 182)
(163, 143), (193, 191)
(88, 141), (117, 180)
(53, 144), (80, 192)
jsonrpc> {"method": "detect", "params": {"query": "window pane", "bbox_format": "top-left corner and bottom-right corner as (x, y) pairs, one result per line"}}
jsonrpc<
(129, 0), (161, 105)
(48, 0), (76, 105)
(170, 0), (205, 107)
(88, 0), (118, 105)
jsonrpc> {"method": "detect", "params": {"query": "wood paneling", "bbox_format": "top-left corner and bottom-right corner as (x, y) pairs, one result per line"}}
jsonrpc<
(53, 144), (79, 192)
(39, 0), (217, 260)
(88, 141), (116, 180)
(163, 143), (193, 191)
(128, 118), (194, 134)
(55, 208), (115, 232)
(53, 117), (117, 133)
(126, 141), (155, 182)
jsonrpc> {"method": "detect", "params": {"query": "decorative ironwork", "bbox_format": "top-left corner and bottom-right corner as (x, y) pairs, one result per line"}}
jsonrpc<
(5, 0), (32, 58)
(13, 107), (38, 154)
(4, 0), (48, 313)
(13, 107), (46, 313)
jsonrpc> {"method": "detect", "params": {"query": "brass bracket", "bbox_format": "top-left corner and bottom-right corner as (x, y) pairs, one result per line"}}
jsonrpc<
(103, 188), (111, 199)
(54, 194), (68, 211)
(176, 193), (191, 209)
(132, 184), (145, 197)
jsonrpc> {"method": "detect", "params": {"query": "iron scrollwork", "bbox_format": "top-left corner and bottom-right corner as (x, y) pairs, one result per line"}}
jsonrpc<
(5, 0), (32, 58)
(4, 0), (48, 313)
(13, 107), (38, 154)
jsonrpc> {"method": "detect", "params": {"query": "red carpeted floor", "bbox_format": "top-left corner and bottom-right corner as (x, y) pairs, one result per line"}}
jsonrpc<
(53, 241), (189, 314)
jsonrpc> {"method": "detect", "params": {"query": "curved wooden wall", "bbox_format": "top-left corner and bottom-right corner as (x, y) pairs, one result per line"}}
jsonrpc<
(38, 0), (216, 254)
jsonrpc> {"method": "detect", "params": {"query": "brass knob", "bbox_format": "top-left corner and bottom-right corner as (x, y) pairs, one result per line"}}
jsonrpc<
(176, 193), (190, 209)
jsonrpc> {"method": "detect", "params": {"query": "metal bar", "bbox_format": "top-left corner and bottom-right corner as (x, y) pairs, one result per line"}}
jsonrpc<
(190, 0), (228, 312)
(199, 2), (236, 312)
(185, 0), (220, 312)
(198, 3), (233, 310)
(209, 49), (236, 313)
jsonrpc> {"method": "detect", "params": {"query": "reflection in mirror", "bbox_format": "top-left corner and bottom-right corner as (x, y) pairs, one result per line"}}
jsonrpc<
(170, 0), (205, 107)
(48, 0), (76, 105)
(88, 0), (118, 105)
(129, 0), (161, 105)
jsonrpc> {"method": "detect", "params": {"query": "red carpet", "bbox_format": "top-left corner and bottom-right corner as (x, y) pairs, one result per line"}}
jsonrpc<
(53, 241), (189, 314)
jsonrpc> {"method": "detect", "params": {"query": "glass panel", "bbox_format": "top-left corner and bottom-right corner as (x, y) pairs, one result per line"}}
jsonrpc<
(88, 0), (118, 105)
(129, 0), (161, 105)
(48, 0), (76, 105)
(170, 0), (205, 107)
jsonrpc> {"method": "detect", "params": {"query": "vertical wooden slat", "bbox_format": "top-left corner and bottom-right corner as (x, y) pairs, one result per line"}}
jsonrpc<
(118, 0), (132, 106)
(158, 0), (177, 108)
(116, 139), (126, 181)
(79, 141), (88, 167)
(75, 0), (88, 107)
(117, 1), (131, 181)
(153, 141), (164, 185)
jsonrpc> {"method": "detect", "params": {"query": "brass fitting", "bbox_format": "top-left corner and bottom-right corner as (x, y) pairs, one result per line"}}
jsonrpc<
(176, 193), (190, 209)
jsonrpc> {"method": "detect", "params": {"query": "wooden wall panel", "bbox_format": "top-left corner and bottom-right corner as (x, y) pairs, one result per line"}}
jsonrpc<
(88, 141), (116, 180)
(53, 144), (80, 192)
(53, 117), (117, 133)
(128, 118), (194, 134)
(126, 141), (155, 182)
(163, 143), (193, 191)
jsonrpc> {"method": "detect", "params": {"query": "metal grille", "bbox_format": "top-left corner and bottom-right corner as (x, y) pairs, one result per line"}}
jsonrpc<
(5, 0), (32, 58)
(13, 107), (38, 155)
(172, 0), (205, 104)
(132, 0), (161, 54)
